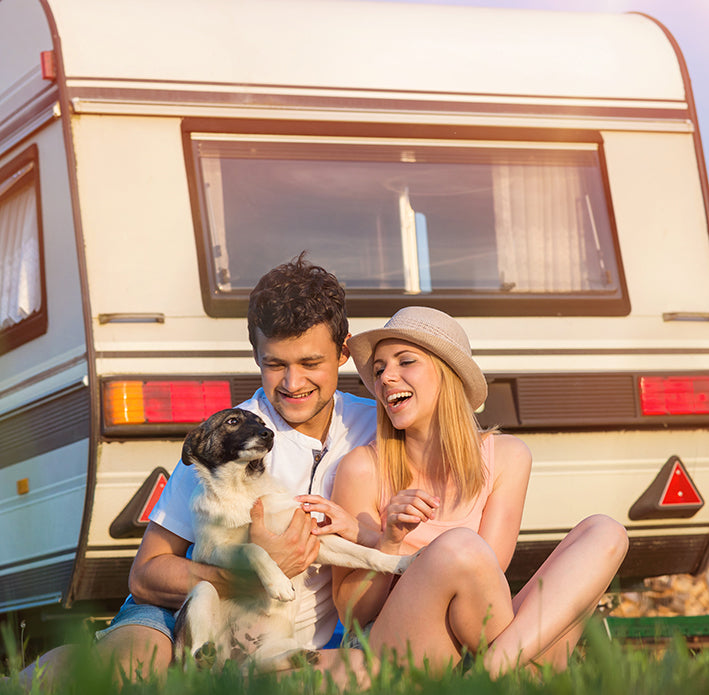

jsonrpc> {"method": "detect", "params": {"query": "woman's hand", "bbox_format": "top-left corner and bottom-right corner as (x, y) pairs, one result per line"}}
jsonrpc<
(295, 494), (366, 544)
(381, 489), (440, 548)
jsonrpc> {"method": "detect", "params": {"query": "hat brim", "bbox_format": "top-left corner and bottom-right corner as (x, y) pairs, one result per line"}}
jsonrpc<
(348, 326), (488, 411)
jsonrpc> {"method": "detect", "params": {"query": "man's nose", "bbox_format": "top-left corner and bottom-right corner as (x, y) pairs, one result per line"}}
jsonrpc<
(282, 365), (307, 392)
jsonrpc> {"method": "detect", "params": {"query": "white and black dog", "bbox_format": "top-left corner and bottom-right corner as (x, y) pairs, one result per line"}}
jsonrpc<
(174, 408), (416, 672)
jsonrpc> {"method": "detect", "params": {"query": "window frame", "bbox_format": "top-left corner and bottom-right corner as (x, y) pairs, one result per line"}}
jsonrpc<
(182, 119), (630, 318)
(0, 145), (48, 355)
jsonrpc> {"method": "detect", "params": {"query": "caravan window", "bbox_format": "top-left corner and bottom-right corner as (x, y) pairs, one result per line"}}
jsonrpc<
(0, 146), (46, 354)
(187, 130), (628, 317)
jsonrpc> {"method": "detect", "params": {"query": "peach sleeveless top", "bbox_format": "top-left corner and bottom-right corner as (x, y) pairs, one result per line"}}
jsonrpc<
(376, 434), (495, 551)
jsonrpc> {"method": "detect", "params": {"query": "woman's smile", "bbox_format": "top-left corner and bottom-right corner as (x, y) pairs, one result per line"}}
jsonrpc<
(373, 339), (441, 429)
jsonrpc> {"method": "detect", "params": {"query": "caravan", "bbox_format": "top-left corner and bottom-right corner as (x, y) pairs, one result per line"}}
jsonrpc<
(2, 0), (709, 630)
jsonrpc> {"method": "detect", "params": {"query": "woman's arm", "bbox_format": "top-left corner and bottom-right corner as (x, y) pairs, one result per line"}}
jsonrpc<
(294, 494), (379, 546)
(329, 446), (396, 627)
(477, 434), (532, 571)
(329, 447), (440, 627)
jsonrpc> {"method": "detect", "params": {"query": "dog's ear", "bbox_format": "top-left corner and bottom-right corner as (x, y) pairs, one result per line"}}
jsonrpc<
(181, 425), (204, 467)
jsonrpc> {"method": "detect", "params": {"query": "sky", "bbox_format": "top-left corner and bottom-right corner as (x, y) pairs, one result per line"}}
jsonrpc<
(370, 0), (709, 167)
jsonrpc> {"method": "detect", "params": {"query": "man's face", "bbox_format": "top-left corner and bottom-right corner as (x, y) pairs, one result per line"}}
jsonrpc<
(253, 323), (349, 442)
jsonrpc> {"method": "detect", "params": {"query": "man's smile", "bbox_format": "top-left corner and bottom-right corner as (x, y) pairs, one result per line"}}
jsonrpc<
(279, 388), (316, 401)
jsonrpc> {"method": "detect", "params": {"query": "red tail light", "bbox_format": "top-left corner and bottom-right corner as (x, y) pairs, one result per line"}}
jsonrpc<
(104, 379), (232, 426)
(639, 376), (709, 416)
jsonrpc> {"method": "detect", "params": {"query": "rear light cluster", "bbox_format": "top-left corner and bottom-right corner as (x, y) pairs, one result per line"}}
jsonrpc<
(639, 376), (709, 416)
(103, 379), (232, 427)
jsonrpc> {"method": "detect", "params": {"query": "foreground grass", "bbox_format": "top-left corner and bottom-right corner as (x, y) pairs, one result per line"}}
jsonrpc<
(4, 620), (709, 695)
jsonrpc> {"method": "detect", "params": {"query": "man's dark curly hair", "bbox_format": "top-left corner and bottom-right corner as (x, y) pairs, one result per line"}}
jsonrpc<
(247, 253), (348, 354)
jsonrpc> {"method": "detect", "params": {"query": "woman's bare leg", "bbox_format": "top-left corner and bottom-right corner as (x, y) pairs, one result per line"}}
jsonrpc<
(367, 528), (514, 671)
(484, 514), (628, 675)
(311, 648), (373, 690)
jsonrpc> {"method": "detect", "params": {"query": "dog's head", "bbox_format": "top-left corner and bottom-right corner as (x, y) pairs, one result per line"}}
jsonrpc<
(182, 408), (274, 477)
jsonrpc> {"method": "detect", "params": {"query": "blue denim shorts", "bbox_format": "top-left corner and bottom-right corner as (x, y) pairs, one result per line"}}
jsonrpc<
(342, 621), (374, 650)
(94, 596), (176, 643)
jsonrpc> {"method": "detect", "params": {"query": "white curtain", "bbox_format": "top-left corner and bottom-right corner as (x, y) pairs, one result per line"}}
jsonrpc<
(492, 164), (591, 292)
(0, 184), (40, 329)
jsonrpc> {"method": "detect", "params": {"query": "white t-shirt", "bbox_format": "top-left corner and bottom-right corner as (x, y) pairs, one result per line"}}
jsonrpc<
(150, 388), (376, 649)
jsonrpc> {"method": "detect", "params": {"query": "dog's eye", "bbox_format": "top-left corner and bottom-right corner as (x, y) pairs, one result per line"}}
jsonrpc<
(225, 417), (239, 426)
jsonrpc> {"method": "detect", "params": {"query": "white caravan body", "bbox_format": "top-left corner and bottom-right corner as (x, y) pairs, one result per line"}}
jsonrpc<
(1, 0), (709, 624)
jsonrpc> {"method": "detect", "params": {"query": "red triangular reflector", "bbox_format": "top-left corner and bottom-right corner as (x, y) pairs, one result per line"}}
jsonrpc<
(138, 472), (168, 522)
(660, 461), (702, 506)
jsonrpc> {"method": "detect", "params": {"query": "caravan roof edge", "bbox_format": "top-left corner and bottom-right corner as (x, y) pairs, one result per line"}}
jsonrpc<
(42, 0), (686, 103)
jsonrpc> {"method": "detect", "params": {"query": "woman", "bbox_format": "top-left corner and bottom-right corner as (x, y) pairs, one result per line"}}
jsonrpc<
(302, 306), (628, 675)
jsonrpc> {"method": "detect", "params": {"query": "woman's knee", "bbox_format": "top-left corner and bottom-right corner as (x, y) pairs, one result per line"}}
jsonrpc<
(422, 528), (500, 577)
(577, 514), (629, 564)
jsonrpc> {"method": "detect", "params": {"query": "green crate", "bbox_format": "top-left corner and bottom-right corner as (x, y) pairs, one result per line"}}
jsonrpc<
(605, 615), (709, 639)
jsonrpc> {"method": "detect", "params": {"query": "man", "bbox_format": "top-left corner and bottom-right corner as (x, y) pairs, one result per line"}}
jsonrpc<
(20, 254), (375, 685)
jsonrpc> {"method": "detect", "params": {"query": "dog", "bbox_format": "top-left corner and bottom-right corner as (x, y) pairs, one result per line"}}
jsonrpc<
(173, 408), (417, 672)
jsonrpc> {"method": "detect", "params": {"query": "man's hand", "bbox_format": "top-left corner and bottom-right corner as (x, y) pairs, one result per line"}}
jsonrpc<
(206, 563), (266, 601)
(249, 498), (320, 578)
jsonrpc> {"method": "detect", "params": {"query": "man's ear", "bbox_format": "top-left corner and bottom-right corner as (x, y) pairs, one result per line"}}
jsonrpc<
(252, 347), (260, 367)
(339, 334), (352, 366)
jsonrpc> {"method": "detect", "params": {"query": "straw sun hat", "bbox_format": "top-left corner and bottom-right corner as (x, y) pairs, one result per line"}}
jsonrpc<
(348, 306), (488, 410)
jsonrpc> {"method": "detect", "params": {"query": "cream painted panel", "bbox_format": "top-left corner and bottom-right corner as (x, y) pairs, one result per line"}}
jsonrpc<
(603, 130), (709, 316)
(72, 115), (203, 318)
(520, 429), (709, 529)
(89, 440), (183, 547)
(0, 123), (87, 410)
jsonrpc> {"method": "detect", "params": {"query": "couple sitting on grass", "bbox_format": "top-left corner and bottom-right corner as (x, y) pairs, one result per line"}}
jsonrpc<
(20, 254), (628, 687)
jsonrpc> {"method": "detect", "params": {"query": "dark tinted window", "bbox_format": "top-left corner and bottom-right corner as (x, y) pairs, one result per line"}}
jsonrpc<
(189, 133), (626, 316)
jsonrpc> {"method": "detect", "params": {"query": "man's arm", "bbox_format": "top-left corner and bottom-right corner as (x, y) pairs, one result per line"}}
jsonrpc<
(130, 506), (321, 609)
(128, 522), (262, 608)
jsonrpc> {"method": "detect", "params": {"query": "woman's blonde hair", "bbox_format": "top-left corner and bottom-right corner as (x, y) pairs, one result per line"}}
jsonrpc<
(375, 353), (487, 504)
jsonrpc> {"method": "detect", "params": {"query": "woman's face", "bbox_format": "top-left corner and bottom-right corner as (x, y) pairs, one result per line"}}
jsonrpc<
(372, 339), (442, 433)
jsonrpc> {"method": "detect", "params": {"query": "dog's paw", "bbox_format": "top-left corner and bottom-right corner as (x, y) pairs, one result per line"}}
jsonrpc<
(264, 575), (296, 602)
(289, 649), (320, 668)
(194, 641), (217, 670)
(394, 547), (425, 574)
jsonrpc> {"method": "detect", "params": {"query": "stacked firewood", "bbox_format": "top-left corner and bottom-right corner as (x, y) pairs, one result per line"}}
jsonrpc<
(611, 571), (709, 617)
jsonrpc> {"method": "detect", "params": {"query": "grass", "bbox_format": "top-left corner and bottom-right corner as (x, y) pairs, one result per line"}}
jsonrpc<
(4, 618), (709, 694)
